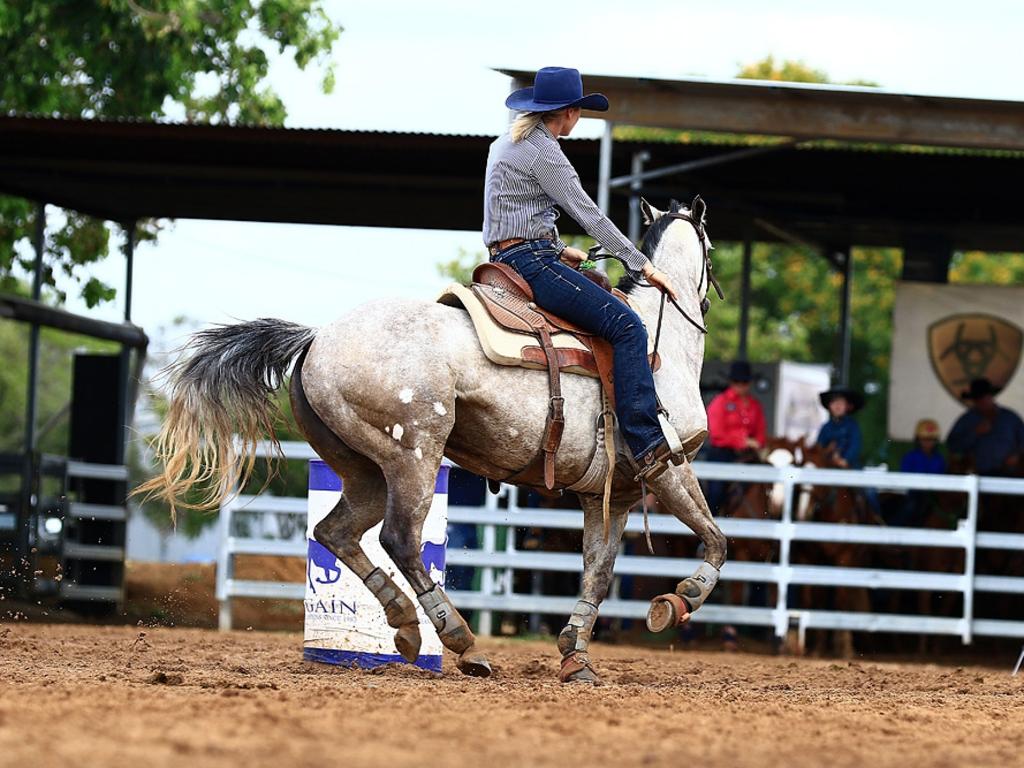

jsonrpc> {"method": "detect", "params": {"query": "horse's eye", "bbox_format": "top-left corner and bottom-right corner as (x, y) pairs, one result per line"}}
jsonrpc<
(700, 298), (711, 315)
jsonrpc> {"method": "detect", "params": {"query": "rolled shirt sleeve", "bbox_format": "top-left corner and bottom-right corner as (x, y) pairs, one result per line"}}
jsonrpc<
(532, 142), (650, 273)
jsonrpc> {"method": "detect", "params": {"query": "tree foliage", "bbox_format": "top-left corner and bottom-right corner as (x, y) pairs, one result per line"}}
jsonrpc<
(736, 55), (879, 87)
(0, 0), (341, 306)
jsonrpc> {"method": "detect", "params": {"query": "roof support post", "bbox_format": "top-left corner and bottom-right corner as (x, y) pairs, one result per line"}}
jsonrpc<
(19, 202), (46, 587)
(116, 220), (137, 466)
(738, 237), (753, 361)
(24, 202), (46, 455)
(123, 220), (136, 323)
(597, 120), (613, 214)
(627, 150), (650, 243)
(836, 246), (853, 386)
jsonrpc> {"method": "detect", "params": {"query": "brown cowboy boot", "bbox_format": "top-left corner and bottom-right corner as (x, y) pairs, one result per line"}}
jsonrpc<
(630, 439), (676, 483)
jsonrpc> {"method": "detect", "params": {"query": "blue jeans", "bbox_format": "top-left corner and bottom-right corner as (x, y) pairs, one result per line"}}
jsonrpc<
(491, 240), (663, 460)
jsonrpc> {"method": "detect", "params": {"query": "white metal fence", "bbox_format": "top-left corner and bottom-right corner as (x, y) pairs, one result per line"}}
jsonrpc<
(217, 442), (1024, 641)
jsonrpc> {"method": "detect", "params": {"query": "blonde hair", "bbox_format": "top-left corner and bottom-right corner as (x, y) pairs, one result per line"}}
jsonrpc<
(510, 108), (566, 142)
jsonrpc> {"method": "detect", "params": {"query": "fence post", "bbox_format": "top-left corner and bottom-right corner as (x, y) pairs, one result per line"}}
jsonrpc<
(478, 485), (501, 636)
(216, 497), (234, 631)
(774, 468), (797, 641)
(961, 474), (980, 645)
(503, 485), (518, 598)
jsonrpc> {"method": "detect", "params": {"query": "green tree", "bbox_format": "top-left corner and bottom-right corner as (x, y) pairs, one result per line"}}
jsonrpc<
(0, 0), (341, 306)
(736, 55), (879, 87)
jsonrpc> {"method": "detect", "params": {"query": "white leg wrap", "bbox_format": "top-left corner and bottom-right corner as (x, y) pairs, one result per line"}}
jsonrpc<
(418, 585), (460, 635)
(557, 600), (599, 656)
(677, 562), (720, 612)
(363, 567), (414, 627)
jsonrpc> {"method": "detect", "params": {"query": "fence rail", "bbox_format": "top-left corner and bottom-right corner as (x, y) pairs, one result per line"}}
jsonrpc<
(216, 441), (1024, 641)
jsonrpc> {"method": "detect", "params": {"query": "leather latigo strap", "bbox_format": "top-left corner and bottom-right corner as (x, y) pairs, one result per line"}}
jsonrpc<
(506, 327), (564, 490)
(538, 327), (565, 490)
(521, 346), (599, 375)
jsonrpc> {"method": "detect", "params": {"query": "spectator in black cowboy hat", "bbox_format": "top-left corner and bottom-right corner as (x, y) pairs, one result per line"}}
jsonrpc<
(947, 378), (1024, 475)
(816, 386), (865, 468)
(704, 360), (767, 513)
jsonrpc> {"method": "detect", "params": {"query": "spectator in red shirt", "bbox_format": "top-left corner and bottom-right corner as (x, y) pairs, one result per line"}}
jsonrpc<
(705, 360), (767, 514)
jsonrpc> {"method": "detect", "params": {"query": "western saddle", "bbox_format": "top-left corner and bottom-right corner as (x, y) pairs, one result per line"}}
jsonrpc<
(437, 262), (660, 492)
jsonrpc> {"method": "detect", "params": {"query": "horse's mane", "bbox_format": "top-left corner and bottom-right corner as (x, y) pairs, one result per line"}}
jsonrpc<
(616, 199), (683, 294)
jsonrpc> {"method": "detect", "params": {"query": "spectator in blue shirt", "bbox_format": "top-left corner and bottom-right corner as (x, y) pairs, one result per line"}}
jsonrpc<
(816, 387), (865, 469)
(946, 378), (1024, 476)
(901, 418), (947, 475)
(893, 418), (947, 527)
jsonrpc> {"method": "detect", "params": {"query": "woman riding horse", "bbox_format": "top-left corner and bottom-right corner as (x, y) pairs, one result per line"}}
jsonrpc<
(484, 66), (680, 482)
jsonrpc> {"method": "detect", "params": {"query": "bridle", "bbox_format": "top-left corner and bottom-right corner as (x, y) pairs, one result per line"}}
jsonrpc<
(655, 205), (725, 334)
(591, 195), (724, 338)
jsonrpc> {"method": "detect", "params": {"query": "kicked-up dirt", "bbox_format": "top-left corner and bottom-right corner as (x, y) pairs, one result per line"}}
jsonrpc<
(0, 622), (1020, 768)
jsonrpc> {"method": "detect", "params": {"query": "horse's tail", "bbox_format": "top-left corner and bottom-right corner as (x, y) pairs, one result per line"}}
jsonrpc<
(134, 318), (317, 520)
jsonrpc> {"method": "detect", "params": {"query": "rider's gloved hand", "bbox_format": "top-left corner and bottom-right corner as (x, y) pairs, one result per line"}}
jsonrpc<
(559, 246), (587, 268)
(643, 263), (679, 301)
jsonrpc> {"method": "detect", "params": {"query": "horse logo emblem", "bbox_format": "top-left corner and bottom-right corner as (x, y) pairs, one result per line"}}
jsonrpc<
(307, 539), (342, 595)
(928, 314), (1023, 401)
(420, 540), (447, 588)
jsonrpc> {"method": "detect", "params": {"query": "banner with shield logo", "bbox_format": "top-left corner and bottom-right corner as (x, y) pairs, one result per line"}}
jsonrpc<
(890, 283), (1024, 441)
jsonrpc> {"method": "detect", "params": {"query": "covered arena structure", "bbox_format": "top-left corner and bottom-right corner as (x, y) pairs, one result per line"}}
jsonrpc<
(3, 71), (1024, 615)
(5, 70), (1024, 379)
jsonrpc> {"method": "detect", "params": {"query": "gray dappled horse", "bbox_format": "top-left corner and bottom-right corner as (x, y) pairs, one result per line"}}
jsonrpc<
(139, 198), (727, 683)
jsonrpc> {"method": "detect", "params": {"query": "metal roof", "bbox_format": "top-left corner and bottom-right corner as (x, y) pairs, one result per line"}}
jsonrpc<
(500, 70), (1024, 152)
(1, 114), (1023, 251)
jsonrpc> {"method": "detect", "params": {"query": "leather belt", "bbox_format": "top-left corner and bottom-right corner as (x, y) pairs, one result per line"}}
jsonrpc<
(487, 237), (526, 257)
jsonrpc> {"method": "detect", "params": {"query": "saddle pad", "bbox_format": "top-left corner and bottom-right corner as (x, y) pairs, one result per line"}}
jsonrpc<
(437, 283), (654, 378)
(438, 283), (596, 376)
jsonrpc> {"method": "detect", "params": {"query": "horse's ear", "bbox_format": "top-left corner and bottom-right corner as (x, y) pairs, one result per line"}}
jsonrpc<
(640, 197), (663, 225)
(691, 194), (707, 225)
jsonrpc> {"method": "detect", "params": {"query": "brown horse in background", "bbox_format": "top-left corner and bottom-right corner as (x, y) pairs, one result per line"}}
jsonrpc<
(791, 441), (880, 657)
(716, 437), (809, 650)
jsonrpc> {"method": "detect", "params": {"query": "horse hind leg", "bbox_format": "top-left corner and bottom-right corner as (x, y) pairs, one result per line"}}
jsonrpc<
(378, 452), (490, 677)
(311, 463), (425, 663)
(291, 367), (422, 662)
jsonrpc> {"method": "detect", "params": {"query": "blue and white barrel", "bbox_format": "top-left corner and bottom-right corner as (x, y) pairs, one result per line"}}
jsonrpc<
(303, 459), (449, 671)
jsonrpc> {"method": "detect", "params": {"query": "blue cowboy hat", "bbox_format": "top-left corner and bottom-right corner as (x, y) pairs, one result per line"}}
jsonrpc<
(505, 67), (609, 113)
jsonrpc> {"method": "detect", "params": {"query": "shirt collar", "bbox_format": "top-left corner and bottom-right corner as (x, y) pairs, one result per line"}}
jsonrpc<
(538, 121), (557, 141)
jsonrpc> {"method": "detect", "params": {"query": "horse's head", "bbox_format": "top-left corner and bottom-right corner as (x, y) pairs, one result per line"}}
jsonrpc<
(801, 440), (843, 469)
(635, 196), (720, 319)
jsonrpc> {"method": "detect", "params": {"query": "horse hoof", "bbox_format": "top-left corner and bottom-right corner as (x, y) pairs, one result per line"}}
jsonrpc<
(646, 593), (691, 633)
(563, 666), (601, 685)
(559, 652), (600, 685)
(456, 646), (491, 678)
(394, 623), (421, 663)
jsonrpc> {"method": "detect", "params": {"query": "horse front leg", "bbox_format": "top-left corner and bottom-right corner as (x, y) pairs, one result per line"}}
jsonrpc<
(645, 462), (727, 631)
(556, 495), (629, 684)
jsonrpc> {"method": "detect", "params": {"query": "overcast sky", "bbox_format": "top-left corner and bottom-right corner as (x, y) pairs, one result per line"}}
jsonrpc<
(61, 0), (1024, 343)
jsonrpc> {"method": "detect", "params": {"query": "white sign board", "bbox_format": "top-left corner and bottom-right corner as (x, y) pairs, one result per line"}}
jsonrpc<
(775, 361), (831, 442)
(889, 282), (1024, 441)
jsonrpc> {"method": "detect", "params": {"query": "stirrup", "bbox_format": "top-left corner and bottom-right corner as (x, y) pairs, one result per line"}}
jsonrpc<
(630, 441), (673, 483)
(657, 410), (686, 466)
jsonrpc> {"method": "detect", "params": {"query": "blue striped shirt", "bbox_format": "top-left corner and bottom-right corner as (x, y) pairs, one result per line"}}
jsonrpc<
(482, 121), (650, 272)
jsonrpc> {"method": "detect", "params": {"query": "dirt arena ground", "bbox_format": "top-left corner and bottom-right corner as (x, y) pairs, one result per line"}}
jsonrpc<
(1, 622), (1021, 768)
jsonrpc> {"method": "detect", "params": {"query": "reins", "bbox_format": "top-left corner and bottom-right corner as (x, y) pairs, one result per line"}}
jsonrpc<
(586, 200), (723, 553)
(588, 204), (723, 348)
